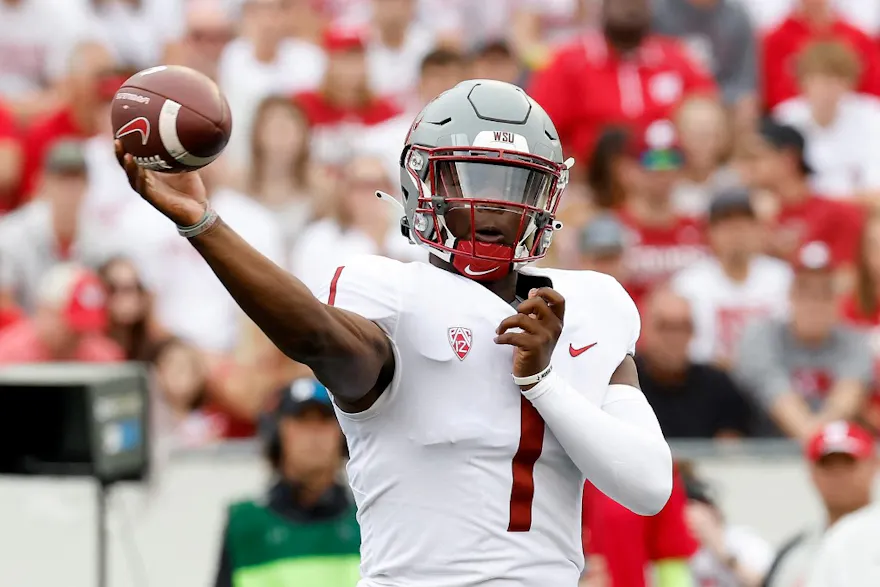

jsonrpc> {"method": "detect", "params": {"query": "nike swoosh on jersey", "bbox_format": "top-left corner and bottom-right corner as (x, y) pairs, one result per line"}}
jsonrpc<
(569, 342), (598, 357)
(463, 265), (498, 276)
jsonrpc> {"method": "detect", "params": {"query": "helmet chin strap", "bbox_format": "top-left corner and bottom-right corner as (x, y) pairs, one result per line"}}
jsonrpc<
(451, 240), (514, 281)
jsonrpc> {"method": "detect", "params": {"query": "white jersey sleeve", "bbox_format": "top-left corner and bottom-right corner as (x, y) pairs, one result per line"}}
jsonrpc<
(311, 254), (405, 339)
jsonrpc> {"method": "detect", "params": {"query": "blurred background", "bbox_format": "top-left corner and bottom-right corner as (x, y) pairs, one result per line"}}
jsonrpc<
(1, 0), (880, 586)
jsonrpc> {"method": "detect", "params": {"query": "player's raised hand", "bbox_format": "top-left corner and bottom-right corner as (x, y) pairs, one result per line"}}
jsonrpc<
(115, 139), (208, 227)
(494, 287), (565, 386)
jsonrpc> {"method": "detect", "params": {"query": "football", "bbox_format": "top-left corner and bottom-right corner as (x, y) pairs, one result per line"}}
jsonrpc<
(111, 65), (232, 173)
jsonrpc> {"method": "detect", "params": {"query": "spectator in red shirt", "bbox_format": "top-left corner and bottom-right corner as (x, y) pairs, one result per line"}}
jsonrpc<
(19, 40), (122, 200)
(0, 263), (123, 364)
(583, 467), (699, 587)
(761, 0), (880, 110)
(610, 120), (709, 308)
(294, 27), (399, 167)
(744, 120), (863, 270)
(0, 101), (23, 214)
(528, 0), (716, 163)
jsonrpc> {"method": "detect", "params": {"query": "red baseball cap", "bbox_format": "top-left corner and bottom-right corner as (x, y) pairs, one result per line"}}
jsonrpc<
(323, 27), (366, 53)
(806, 421), (876, 462)
(38, 264), (109, 333)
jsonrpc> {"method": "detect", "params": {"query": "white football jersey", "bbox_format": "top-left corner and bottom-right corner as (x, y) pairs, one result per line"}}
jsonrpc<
(671, 256), (792, 365)
(313, 255), (640, 587)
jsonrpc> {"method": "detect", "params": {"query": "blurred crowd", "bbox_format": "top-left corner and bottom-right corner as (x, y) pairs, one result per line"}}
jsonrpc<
(2, 0), (880, 585)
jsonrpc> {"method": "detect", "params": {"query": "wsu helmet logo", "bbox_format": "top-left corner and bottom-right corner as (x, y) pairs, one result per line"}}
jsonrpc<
(115, 117), (150, 145)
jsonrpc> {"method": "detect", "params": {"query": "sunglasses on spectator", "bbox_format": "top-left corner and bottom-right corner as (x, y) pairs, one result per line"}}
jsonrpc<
(190, 29), (233, 44)
(107, 281), (144, 295)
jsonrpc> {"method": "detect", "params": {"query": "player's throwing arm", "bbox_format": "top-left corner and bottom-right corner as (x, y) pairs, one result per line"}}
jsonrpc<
(115, 139), (393, 408)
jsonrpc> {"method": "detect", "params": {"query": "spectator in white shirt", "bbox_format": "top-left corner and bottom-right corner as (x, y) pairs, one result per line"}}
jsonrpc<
(803, 420), (880, 587)
(673, 188), (792, 368)
(163, 0), (234, 82)
(367, 0), (438, 105)
(358, 48), (466, 187)
(218, 0), (326, 165)
(324, 0), (476, 47)
(0, 140), (109, 313)
(773, 40), (880, 202)
(239, 95), (316, 250)
(0, 0), (92, 116)
(764, 420), (877, 587)
(289, 153), (413, 291)
(806, 504), (880, 587)
(87, 0), (167, 69)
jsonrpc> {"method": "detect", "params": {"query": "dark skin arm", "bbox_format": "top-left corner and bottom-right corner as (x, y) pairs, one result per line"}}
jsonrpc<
(115, 142), (393, 411)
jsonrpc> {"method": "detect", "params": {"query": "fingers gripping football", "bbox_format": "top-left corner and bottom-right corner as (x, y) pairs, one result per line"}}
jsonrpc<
(115, 139), (209, 227)
(495, 288), (565, 382)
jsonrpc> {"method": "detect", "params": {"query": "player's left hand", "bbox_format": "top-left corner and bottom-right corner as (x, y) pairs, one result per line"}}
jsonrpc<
(494, 287), (565, 388)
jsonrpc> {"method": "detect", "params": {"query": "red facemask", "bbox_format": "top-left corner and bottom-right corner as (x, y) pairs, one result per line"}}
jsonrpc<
(451, 240), (514, 281)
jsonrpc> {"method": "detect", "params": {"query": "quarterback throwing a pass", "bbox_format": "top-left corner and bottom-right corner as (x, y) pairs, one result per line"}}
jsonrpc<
(117, 80), (672, 586)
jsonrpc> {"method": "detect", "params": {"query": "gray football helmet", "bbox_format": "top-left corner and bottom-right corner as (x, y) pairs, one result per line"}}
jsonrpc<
(394, 79), (571, 280)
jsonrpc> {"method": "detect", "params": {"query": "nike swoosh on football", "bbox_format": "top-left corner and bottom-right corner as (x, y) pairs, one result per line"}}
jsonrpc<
(569, 342), (598, 357)
(463, 265), (497, 276)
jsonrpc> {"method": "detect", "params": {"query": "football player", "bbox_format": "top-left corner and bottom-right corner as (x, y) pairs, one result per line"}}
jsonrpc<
(116, 80), (672, 587)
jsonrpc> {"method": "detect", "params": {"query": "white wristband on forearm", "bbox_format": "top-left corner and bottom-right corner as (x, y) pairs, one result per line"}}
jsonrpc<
(177, 207), (219, 238)
(512, 364), (553, 387)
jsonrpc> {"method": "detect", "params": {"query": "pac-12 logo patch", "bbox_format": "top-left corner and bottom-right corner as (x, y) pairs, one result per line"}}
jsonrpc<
(448, 327), (473, 360)
(115, 117), (151, 145)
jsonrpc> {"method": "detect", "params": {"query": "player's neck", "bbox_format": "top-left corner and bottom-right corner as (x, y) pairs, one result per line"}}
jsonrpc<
(429, 256), (519, 303)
